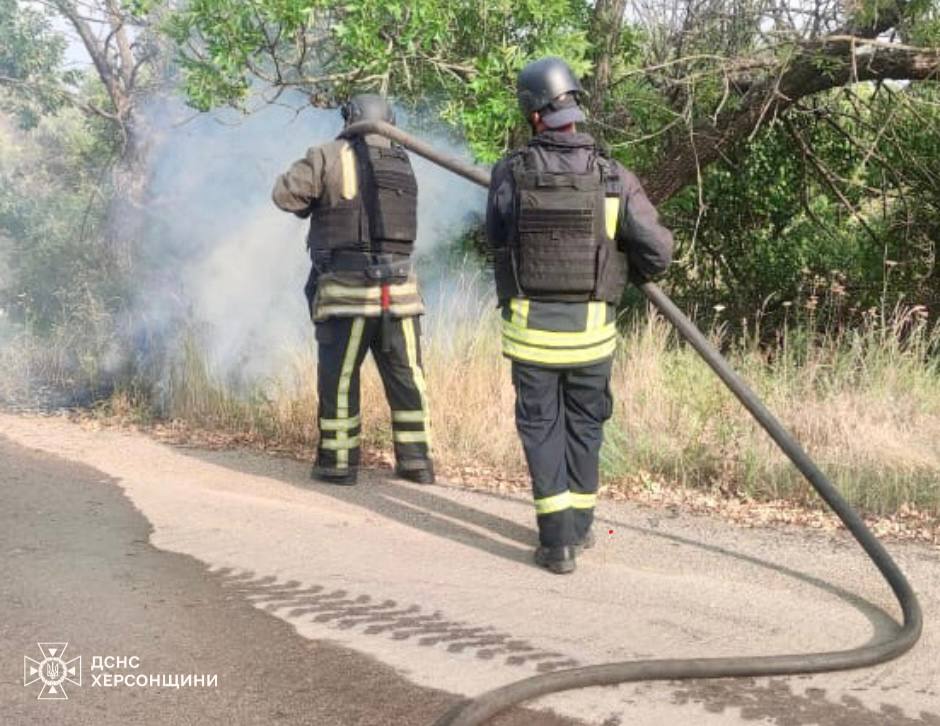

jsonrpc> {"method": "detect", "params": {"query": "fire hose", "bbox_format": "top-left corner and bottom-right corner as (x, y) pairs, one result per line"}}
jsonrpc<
(342, 120), (923, 726)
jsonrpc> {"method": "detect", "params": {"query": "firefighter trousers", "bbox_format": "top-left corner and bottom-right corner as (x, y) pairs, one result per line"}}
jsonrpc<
(511, 359), (613, 548)
(315, 315), (431, 474)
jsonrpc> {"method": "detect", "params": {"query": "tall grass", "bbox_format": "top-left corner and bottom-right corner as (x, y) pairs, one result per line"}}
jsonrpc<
(0, 311), (122, 406)
(152, 272), (940, 517)
(4, 267), (937, 517)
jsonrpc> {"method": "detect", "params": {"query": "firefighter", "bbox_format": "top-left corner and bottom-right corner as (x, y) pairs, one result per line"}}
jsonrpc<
(272, 94), (434, 486)
(487, 58), (674, 573)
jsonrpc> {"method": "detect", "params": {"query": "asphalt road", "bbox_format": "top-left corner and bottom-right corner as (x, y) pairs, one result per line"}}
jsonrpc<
(0, 431), (577, 726)
(1, 413), (939, 725)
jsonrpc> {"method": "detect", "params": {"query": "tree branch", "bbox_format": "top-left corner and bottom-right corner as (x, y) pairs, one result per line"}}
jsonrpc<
(0, 74), (119, 121)
(52, 0), (124, 115)
(641, 36), (940, 204)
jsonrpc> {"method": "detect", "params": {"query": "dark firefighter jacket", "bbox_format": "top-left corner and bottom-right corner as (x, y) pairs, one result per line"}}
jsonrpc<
(272, 133), (424, 322)
(486, 131), (674, 367)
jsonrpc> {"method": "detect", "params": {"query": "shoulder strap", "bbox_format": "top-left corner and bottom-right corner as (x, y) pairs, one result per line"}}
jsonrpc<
(349, 136), (374, 248)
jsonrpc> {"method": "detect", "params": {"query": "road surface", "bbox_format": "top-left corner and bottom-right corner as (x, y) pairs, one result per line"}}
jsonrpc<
(1, 413), (938, 725)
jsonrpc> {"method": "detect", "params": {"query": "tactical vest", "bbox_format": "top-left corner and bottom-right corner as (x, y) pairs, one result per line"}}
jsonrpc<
(307, 139), (418, 257)
(496, 146), (627, 304)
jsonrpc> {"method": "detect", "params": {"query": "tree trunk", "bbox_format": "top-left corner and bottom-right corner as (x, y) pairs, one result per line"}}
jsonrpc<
(105, 113), (152, 274)
(588, 0), (629, 118)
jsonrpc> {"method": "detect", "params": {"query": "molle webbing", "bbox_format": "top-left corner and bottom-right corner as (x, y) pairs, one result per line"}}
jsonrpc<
(307, 202), (365, 252)
(511, 155), (604, 299)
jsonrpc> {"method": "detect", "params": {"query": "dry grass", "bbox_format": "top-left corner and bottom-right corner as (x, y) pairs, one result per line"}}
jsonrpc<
(605, 310), (940, 515)
(150, 278), (940, 518)
(4, 273), (938, 520)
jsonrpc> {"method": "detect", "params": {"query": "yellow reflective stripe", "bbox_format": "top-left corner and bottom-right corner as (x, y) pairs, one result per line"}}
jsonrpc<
(401, 318), (432, 450)
(392, 410), (425, 423)
(340, 143), (358, 200)
(335, 317), (365, 467)
(320, 415), (360, 431)
(586, 301), (607, 330)
(501, 319), (616, 348)
(534, 491), (571, 515)
(570, 492), (597, 509)
(503, 336), (617, 365)
(510, 298), (530, 327)
(585, 301), (597, 330)
(605, 197), (620, 239)
(320, 435), (361, 450)
(393, 430), (429, 443)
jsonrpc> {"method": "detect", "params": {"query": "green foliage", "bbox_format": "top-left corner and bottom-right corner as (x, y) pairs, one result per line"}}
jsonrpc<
(0, 0), (82, 128)
(0, 110), (124, 335)
(661, 86), (940, 328)
(166, 0), (591, 159)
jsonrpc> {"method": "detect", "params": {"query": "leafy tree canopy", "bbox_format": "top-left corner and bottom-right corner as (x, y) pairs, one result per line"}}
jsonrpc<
(0, 0), (81, 127)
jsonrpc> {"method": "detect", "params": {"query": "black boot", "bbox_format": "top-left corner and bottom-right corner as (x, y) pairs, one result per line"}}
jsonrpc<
(311, 465), (358, 486)
(534, 545), (577, 574)
(395, 459), (435, 485)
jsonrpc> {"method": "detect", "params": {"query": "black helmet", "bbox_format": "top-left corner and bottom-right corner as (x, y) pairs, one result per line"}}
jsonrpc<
(341, 93), (396, 126)
(516, 57), (585, 126)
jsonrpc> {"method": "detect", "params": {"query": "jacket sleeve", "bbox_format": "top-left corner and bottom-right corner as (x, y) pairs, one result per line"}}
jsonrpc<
(271, 145), (326, 218)
(615, 165), (674, 281)
(485, 158), (515, 250)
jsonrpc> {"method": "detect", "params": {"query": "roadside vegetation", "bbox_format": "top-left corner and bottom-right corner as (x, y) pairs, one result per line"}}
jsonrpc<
(102, 270), (938, 521)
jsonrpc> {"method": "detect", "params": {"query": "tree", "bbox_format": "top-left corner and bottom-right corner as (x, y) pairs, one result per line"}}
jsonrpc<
(166, 0), (939, 178)
(163, 0), (940, 319)
(164, 0), (593, 160)
(0, 0), (167, 269)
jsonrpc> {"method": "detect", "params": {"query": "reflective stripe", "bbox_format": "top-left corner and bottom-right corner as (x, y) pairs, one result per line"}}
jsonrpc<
(318, 281), (419, 299)
(401, 318), (432, 450)
(313, 301), (425, 321)
(534, 491), (571, 515)
(392, 410), (426, 423)
(314, 279), (424, 321)
(393, 430), (429, 444)
(510, 298), (530, 327)
(502, 298), (617, 366)
(501, 319), (615, 348)
(605, 197), (620, 239)
(320, 435), (361, 450)
(570, 492), (597, 509)
(340, 143), (358, 200)
(320, 415), (361, 431)
(334, 317), (365, 468)
(503, 336), (617, 365)
(585, 301), (598, 330)
(586, 301), (607, 330)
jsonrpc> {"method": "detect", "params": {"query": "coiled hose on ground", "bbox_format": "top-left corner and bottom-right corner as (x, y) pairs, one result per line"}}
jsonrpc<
(343, 121), (924, 726)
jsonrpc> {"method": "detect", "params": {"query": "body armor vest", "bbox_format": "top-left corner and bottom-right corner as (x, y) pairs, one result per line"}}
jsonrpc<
(497, 145), (627, 303)
(307, 139), (418, 258)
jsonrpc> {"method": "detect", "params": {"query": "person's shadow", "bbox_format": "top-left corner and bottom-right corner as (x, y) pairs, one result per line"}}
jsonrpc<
(178, 447), (901, 647)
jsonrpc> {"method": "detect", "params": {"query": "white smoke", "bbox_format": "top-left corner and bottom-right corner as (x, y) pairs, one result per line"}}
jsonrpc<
(138, 94), (488, 390)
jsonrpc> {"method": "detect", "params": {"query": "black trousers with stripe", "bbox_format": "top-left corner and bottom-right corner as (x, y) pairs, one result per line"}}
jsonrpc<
(315, 315), (431, 473)
(511, 359), (613, 548)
